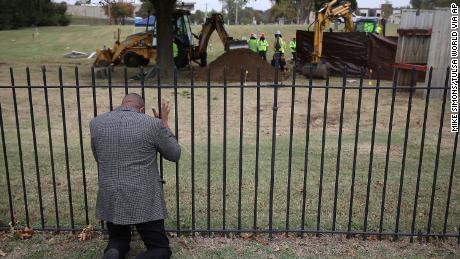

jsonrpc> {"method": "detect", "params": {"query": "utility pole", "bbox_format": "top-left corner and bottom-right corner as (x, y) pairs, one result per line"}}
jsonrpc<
(235, 0), (239, 25)
(204, 3), (208, 23)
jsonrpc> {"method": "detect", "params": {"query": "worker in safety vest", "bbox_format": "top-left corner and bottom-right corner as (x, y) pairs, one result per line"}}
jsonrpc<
(271, 30), (286, 71)
(247, 33), (258, 53)
(375, 24), (382, 34)
(289, 35), (296, 63)
(172, 39), (179, 67)
(257, 33), (269, 61)
(363, 21), (375, 33)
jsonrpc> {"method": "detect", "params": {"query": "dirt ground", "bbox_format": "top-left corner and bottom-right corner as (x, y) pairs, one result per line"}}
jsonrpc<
(194, 48), (288, 82)
(1, 230), (459, 258)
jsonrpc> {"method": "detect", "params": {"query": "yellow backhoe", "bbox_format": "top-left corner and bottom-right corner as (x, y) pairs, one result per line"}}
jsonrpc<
(304, 0), (355, 78)
(93, 10), (246, 68)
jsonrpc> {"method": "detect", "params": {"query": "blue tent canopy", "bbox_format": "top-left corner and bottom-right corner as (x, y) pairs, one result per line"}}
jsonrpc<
(135, 16), (156, 27)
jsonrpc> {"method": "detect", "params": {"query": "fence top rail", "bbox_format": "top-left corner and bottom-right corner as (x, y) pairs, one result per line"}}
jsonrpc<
(0, 84), (449, 90)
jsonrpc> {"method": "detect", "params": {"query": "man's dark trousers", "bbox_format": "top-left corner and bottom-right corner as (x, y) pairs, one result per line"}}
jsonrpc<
(105, 219), (171, 259)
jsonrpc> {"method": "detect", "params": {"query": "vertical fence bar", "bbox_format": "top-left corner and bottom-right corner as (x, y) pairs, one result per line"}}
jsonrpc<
(222, 66), (228, 231)
(346, 67), (364, 238)
(268, 66), (280, 239)
(10, 67), (30, 227)
(26, 67), (45, 229)
(91, 67), (98, 117)
(301, 66), (313, 237)
(140, 66), (145, 101)
(443, 132), (458, 236)
(410, 67), (432, 242)
(42, 66), (59, 229)
(124, 66), (128, 95)
(332, 66), (347, 231)
(253, 66), (261, 234)
(207, 66), (212, 234)
(75, 66), (89, 225)
(91, 66), (103, 230)
(237, 66), (244, 232)
(394, 69), (416, 236)
(173, 68), (180, 234)
(427, 68), (449, 234)
(190, 67), (196, 232)
(363, 67), (381, 238)
(0, 103), (15, 226)
(285, 66), (296, 236)
(59, 67), (75, 230)
(157, 68), (164, 180)
(317, 72), (329, 236)
(108, 68), (113, 111)
(379, 68), (399, 238)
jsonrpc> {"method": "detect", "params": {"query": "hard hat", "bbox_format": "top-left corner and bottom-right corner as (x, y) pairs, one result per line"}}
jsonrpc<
(250, 33), (256, 37)
(275, 30), (281, 35)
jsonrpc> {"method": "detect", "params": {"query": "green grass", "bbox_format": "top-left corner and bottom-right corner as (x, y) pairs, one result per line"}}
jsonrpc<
(0, 23), (457, 241)
(0, 85), (457, 236)
(1, 231), (459, 258)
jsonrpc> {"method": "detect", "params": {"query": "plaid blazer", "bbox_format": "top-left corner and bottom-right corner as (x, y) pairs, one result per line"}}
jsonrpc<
(90, 106), (180, 225)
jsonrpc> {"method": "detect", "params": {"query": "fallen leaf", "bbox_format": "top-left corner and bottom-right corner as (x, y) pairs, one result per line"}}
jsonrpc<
(241, 233), (253, 240)
(366, 235), (378, 241)
(16, 227), (34, 240)
(0, 249), (6, 257)
(255, 237), (269, 246)
(78, 225), (96, 241)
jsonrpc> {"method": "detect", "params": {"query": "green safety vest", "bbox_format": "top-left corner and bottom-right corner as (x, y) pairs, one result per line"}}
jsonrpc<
(258, 39), (269, 52)
(364, 22), (375, 33)
(375, 25), (382, 34)
(172, 42), (178, 58)
(289, 40), (296, 52)
(274, 37), (286, 54)
(247, 38), (258, 53)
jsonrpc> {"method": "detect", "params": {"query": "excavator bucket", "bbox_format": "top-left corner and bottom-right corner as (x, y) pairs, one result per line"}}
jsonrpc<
(302, 63), (329, 79)
(227, 39), (249, 50)
(94, 49), (114, 67)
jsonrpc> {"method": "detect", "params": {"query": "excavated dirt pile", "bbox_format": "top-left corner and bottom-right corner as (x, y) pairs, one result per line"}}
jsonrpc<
(195, 48), (282, 82)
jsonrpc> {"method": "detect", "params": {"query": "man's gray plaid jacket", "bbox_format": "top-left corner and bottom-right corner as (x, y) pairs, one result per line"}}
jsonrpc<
(90, 106), (181, 225)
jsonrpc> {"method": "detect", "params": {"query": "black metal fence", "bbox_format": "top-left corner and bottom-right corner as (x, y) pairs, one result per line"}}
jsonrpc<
(0, 65), (458, 241)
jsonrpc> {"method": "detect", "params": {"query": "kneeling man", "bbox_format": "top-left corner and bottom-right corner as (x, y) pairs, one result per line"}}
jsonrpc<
(90, 93), (181, 259)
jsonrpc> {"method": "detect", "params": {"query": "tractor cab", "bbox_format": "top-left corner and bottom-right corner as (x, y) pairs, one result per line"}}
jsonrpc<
(355, 17), (384, 34)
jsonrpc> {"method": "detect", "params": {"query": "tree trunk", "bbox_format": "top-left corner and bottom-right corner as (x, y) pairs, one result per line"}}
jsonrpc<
(151, 0), (176, 80)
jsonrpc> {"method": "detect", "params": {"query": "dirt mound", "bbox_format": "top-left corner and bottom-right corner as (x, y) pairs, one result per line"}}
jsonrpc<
(195, 48), (282, 83)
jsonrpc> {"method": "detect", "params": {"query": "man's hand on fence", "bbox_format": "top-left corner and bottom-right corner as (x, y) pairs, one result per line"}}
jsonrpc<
(152, 99), (170, 128)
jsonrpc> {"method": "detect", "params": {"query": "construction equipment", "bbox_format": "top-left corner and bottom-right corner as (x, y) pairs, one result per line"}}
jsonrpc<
(302, 1), (386, 78)
(303, 0), (355, 78)
(192, 13), (247, 66)
(93, 10), (246, 68)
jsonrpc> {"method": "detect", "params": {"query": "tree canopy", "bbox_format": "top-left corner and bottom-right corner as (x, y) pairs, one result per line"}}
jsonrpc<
(100, 1), (135, 25)
(410, 0), (459, 9)
(0, 0), (70, 30)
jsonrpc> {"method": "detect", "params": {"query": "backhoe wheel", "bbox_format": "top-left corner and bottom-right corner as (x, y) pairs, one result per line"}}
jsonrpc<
(123, 52), (142, 67)
(140, 57), (150, 66)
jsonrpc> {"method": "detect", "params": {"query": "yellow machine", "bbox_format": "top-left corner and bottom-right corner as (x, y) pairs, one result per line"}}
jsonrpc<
(303, 0), (384, 78)
(94, 10), (246, 68)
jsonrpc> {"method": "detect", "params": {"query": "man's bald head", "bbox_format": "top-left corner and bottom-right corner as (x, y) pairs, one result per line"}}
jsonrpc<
(122, 93), (145, 112)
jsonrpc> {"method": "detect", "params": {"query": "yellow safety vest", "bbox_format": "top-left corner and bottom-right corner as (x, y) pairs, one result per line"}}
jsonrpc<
(274, 37), (286, 54)
(172, 42), (178, 58)
(258, 39), (269, 52)
(247, 38), (258, 53)
(289, 40), (296, 52)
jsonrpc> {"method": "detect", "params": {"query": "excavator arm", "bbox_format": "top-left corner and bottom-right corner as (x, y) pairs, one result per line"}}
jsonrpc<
(312, 0), (354, 64)
(193, 13), (247, 65)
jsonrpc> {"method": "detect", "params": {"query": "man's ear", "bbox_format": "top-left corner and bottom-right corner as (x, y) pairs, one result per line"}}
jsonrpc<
(140, 107), (145, 113)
